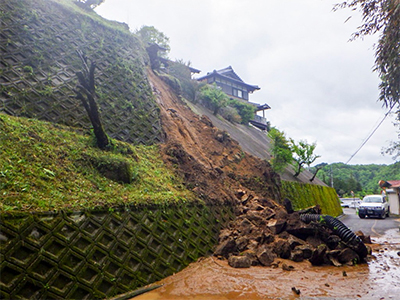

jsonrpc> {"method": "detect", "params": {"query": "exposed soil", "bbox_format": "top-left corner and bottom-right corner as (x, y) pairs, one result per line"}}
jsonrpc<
(132, 230), (400, 300)
(148, 69), (282, 205)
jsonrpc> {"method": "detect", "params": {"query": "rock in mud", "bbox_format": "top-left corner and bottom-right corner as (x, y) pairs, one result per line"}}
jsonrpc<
(282, 263), (295, 271)
(256, 245), (276, 266)
(214, 237), (237, 258)
(338, 248), (360, 265)
(355, 230), (372, 244)
(228, 255), (251, 268)
(273, 239), (291, 259)
(290, 249), (305, 262)
(309, 244), (328, 266)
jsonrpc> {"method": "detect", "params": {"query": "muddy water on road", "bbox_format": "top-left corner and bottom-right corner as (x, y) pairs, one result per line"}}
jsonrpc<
(133, 229), (400, 300)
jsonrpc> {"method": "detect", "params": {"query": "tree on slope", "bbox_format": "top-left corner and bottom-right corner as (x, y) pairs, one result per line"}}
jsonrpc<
(290, 139), (320, 177)
(199, 84), (229, 115)
(135, 26), (170, 58)
(75, 0), (105, 9)
(268, 128), (293, 172)
(74, 50), (109, 150)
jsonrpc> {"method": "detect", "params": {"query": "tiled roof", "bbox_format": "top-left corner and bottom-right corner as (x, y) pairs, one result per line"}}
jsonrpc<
(388, 180), (400, 188)
(197, 66), (260, 91)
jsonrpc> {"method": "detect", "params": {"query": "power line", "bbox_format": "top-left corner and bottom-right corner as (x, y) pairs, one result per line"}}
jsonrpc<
(345, 104), (395, 164)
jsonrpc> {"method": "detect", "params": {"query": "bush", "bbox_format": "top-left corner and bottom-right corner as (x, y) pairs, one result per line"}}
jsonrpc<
(228, 99), (256, 125)
(220, 106), (242, 123)
(268, 128), (293, 172)
(199, 84), (229, 115)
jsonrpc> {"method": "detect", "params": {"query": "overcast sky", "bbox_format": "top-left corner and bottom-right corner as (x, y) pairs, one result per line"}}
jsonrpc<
(96, 0), (398, 166)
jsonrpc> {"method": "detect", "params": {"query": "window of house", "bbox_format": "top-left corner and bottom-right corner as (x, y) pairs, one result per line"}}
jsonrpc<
(233, 88), (243, 98)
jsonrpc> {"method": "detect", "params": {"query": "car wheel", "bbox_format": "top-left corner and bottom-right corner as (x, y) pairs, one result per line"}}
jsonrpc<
(386, 210), (390, 217)
(359, 214), (365, 219)
(381, 212), (386, 219)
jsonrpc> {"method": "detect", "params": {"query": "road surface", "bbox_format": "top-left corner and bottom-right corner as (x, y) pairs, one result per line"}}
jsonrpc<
(341, 207), (400, 237)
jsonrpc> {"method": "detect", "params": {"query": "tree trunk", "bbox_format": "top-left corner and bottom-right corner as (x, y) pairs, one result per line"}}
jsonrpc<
(75, 51), (109, 150)
(310, 167), (322, 182)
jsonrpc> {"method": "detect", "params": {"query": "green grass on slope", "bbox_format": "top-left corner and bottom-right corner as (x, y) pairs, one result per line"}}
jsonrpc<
(0, 114), (195, 212)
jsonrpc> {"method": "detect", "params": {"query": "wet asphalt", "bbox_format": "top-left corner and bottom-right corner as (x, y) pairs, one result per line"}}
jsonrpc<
(341, 207), (400, 237)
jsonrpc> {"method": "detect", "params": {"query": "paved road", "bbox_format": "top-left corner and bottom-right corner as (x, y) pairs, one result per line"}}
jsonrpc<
(340, 207), (400, 237)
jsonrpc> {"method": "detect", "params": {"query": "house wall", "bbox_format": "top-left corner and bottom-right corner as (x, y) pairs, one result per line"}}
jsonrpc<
(388, 188), (400, 214)
(206, 76), (250, 100)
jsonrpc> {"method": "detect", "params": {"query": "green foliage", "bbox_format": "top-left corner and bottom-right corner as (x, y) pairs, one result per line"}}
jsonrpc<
(220, 106), (242, 123)
(75, 0), (105, 10)
(228, 99), (256, 125)
(268, 128), (293, 172)
(135, 25), (170, 57)
(281, 181), (342, 217)
(290, 139), (320, 177)
(0, 114), (194, 212)
(310, 162), (400, 197)
(167, 60), (202, 102)
(199, 83), (229, 115)
(157, 72), (182, 95)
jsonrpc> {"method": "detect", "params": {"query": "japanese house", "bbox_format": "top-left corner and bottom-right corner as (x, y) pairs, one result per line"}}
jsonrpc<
(197, 66), (271, 130)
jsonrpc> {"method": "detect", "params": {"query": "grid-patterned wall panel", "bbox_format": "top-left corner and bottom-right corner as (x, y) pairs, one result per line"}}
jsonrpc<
(0, 204), (235, 299)
(0, 0), (163, 145)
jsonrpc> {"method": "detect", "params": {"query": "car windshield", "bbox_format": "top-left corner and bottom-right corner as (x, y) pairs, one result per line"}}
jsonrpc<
(363, 196), (383, 203)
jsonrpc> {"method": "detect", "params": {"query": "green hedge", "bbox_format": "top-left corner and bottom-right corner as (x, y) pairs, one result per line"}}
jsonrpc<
(281, 181), (342, 217)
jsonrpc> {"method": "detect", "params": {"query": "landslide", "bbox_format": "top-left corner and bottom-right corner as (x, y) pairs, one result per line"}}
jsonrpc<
(148, 69), (369, 268)
(147, 69), (281, 205)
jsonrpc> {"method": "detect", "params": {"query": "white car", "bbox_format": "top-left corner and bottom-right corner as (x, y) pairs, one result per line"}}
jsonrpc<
(340, 198), (361, 208)
(357, 195), (390, 219)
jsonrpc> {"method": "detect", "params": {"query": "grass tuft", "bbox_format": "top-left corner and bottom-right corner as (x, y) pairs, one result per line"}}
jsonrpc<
(0, 114), (195, 212)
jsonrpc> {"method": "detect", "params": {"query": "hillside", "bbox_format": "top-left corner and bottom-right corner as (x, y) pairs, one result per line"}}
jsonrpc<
(310, 162), (400, 196)
(0, 0), (338, 214)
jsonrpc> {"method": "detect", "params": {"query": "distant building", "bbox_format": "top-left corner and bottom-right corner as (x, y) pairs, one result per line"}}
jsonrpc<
(197, 66), (271, 130)
(379, 180), (400, 214)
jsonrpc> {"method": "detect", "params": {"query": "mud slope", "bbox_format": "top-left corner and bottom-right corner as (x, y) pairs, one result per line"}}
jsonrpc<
(147, 69), (282, 205)
(185, 100), (326, 185)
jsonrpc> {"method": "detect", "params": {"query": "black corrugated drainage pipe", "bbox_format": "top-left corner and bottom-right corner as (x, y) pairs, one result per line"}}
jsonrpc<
(300, 214), (368, 259)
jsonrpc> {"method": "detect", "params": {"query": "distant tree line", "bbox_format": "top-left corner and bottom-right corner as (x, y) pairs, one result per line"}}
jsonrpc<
(309, 162), (400, 197)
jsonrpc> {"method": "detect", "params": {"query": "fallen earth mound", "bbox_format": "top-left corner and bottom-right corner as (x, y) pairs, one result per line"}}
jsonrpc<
(214, 192), (370, 268)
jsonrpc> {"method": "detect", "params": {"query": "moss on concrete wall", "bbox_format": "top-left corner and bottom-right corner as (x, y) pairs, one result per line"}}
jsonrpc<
(281, 181), (342, 216)
(0, 204), (234, 299)
(0, 0), (162, 145)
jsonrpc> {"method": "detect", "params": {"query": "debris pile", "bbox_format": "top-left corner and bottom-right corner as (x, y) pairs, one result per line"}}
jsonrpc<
(214, 190), (370, 268)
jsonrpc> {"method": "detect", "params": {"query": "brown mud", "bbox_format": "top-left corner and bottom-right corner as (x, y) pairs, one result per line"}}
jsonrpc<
(148, 69), (281, 206)
(133, 229), (400, 299)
